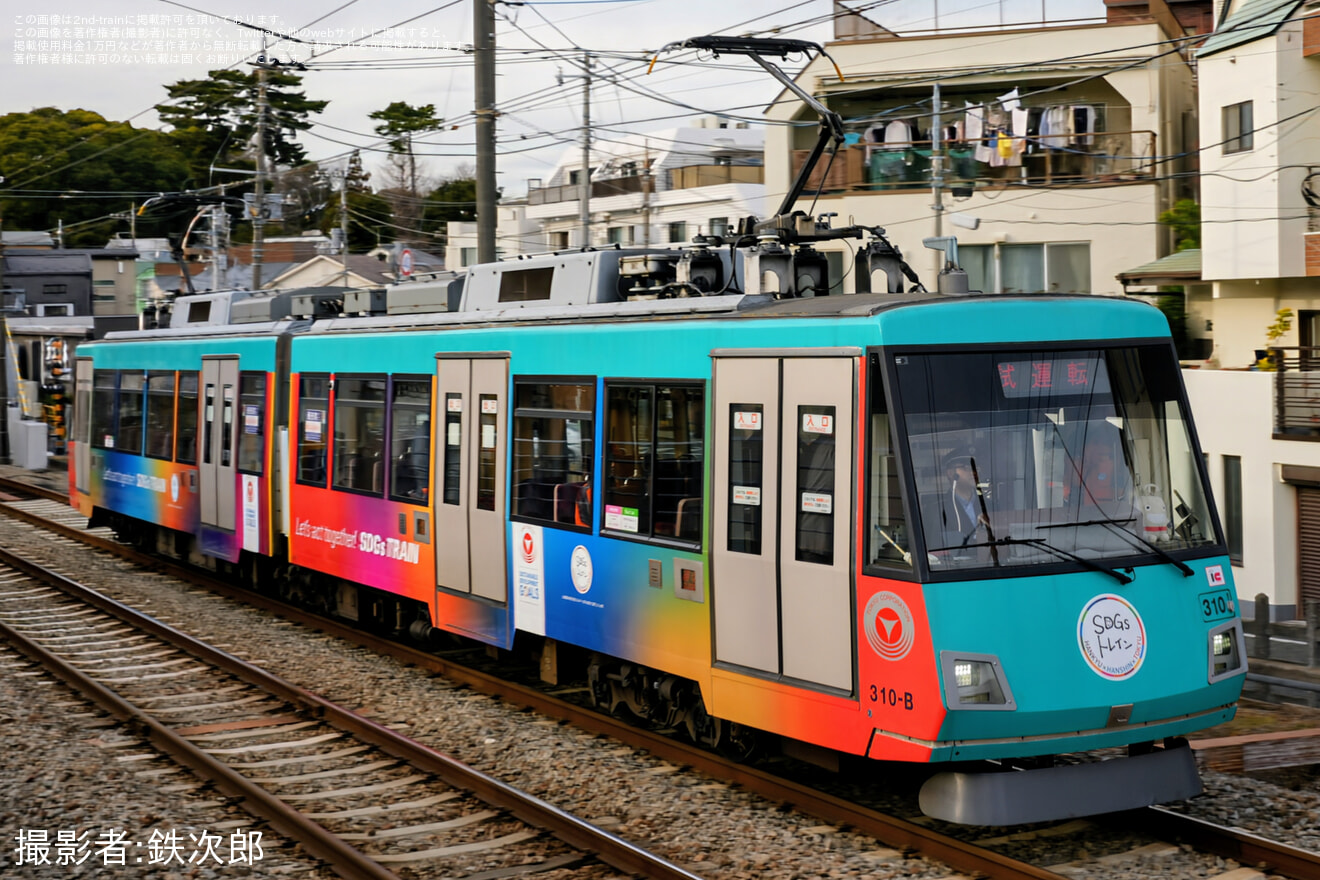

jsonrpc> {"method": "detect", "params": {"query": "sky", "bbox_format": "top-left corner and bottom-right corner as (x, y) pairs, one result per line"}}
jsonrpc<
(1, 0), (1105, 197)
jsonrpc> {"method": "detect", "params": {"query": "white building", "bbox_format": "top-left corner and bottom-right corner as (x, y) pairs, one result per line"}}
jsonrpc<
(524, 119), (765, 251)
(445, 200), (542, 267)
(765, 1), (1209, 292)
(1183, 0), (1320, 620)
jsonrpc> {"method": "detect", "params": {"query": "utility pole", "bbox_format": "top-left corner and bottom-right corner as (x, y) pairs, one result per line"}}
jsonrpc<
(251, 36), (270, 290)
(579, 52), (592, 248)
(474, 0), (497, 264)
(340, 173), (349, 285)
(930, 82), (945, 278)
(641, 140), (651, 247)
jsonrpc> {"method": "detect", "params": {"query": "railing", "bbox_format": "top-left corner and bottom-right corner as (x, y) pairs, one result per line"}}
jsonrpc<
(791, 129), (1157, 193)
(1269, 346), (1320, 439)
(668, 164), (764, 189)
(527, 175), (650, 206)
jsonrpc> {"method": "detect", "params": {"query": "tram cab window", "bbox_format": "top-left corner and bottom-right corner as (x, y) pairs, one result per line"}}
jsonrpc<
(864, 360), (912, 571)
(332, 375), (387, 495)
(389, 377), (432, 504)
(145, 371), (176, 460)
(176, 372), (199, 464)
(603, 382), (704, 545)
(892, 345), (1219, 576)
(90, 370), (117, 450)
(297, 373), (330, 486)
(116, 372), (145, 455)
(512, 380), (594, 529)
(237, 372), (266, 475)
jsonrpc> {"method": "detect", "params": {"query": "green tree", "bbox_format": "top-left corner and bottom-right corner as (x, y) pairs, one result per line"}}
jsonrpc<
(1158, 199), (1201, 252)
(156, 68), (328, 185)
(369, 102), (441, 242)
(0, 107), (191, 246)
(421, 168), (480, 247)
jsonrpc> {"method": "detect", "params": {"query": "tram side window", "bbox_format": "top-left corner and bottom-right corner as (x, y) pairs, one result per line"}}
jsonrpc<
(145, 371), (176, 460)
(297, 374), (330, 486)
(116, 372), (145, 455)
(796, 405), (836, 564)
(512, 380), (594, 528)
(727, 404), (764, 554)
(865, 358), (912, 570)
(176, 372), (199, 464)
(237, 372), (266, 475)
(604, 382), (704, 544)
(332, 375), (387, 495)
(90, 370), (117, 449)
(389, 377), (432, 503)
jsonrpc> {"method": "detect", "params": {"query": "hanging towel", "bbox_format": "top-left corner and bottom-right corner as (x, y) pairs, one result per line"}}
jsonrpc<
(998, 87), (1021, 113)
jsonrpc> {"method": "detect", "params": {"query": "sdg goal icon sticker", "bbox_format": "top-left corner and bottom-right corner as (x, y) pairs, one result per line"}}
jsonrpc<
(1077, 593), (1147, 680)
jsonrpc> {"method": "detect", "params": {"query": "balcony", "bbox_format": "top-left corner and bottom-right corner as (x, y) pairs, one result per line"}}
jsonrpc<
(527, 175), (650, 206)
(791, 130), (1157, 194)
(1269, 347), (1320, 440)
(668, 164), (764, 189)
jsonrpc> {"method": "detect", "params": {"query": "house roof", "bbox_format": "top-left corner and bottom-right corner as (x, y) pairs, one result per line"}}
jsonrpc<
(1116, 248), (1201, 287)
(2, 253), (92, 275)
(1197, 0), (1304, 56)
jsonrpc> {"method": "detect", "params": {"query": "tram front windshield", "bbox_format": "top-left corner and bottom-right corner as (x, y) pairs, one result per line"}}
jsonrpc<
(891, 344), (1219, 575)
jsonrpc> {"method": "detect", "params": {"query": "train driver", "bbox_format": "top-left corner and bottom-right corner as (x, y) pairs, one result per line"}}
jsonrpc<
(936, 446), (994, 553)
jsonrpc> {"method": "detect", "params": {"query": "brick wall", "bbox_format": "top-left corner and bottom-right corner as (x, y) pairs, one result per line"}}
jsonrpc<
(1306, 231), (1320, 275)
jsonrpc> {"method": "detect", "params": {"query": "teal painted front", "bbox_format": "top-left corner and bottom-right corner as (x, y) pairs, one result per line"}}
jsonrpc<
(924, 556), (1244, 761)
(875, 295), (1170, 346)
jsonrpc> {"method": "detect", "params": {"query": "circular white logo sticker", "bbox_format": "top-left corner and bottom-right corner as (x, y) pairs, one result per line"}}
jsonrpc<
(570, 545), (593, 594)
(1078, 593), (1146, 680)
(863, 591), (915, 661)
(170, 473), (180, 503)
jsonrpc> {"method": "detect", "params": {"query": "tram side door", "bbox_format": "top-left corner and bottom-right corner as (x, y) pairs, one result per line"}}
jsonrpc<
(434, 355), (509, 603)
(712, 355), (855, 693)
(73, 357), (93, 495)
(199, 356), (239, 531)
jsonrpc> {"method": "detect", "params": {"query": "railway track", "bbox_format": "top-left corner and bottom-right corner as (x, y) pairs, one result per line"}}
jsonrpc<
(4, 474), (1320, 879)
(0, 536), (700, 880)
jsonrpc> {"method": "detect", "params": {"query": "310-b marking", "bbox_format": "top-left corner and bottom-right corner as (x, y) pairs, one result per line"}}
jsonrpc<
(869, 684), (913, 710)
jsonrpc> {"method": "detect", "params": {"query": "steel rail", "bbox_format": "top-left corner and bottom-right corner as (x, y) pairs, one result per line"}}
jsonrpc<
(1123, 807), (1320, 880)
(0, 542), (705, 880)
(0, 485), (1067, 880)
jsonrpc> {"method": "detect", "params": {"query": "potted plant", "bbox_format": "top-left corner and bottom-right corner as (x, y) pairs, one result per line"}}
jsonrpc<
(1257, 308), (1293, 371)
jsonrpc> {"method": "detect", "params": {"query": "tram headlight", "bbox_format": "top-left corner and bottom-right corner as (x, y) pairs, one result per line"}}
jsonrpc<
(939, 652), (1016, 710)
(1207, 620), (1244, 683)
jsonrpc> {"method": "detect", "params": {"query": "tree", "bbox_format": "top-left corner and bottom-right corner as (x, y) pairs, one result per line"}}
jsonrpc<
(0, 107), (191, 246)
(369, 101), (441, 242)
(156, 69), (328, 186)
(422, 169), (479, 246)
(1158, 199), (1200, 252)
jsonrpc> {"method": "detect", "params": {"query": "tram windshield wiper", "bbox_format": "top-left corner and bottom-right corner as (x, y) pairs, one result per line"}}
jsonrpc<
(929, 536), (1133, 585)
(1036, 517), (1194, 577)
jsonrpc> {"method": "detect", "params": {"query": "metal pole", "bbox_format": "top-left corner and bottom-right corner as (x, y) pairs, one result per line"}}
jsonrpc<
(931, 82), (945, 278)
(251, 36), (269, 290)
(474, 0), (497, 264)
(340, 173), (349, 285)
(580, 52), (592, 248)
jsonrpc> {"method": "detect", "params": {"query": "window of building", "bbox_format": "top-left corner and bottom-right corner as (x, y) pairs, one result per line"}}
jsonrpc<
(603, 382), (704, 544)
(498, 266), (554, 302)
(91, 370), (117, 449)
(709, 217), (729, 238)
(297, 373), (330, 486)
(550, 231), (570, 250)
(1223, 101), (1253, 154)
(512, 380), (595, 528)
(237, 372), (266, 475)
(607, 226), (624, 245)
(113, 372), (145, 455)
(145, 371), (176, 460)
(92, 279), (116, 302)
(668, 221), (687, 243)
(1224, 455), (1243, 565)
(960, 242), (1091, 294)
(390, 377), (432, 503)
(42, 284), (68, 296)
(332, 376), (387, 495)
(36, 303), (72, 317)
(176, 372), (199, 464)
